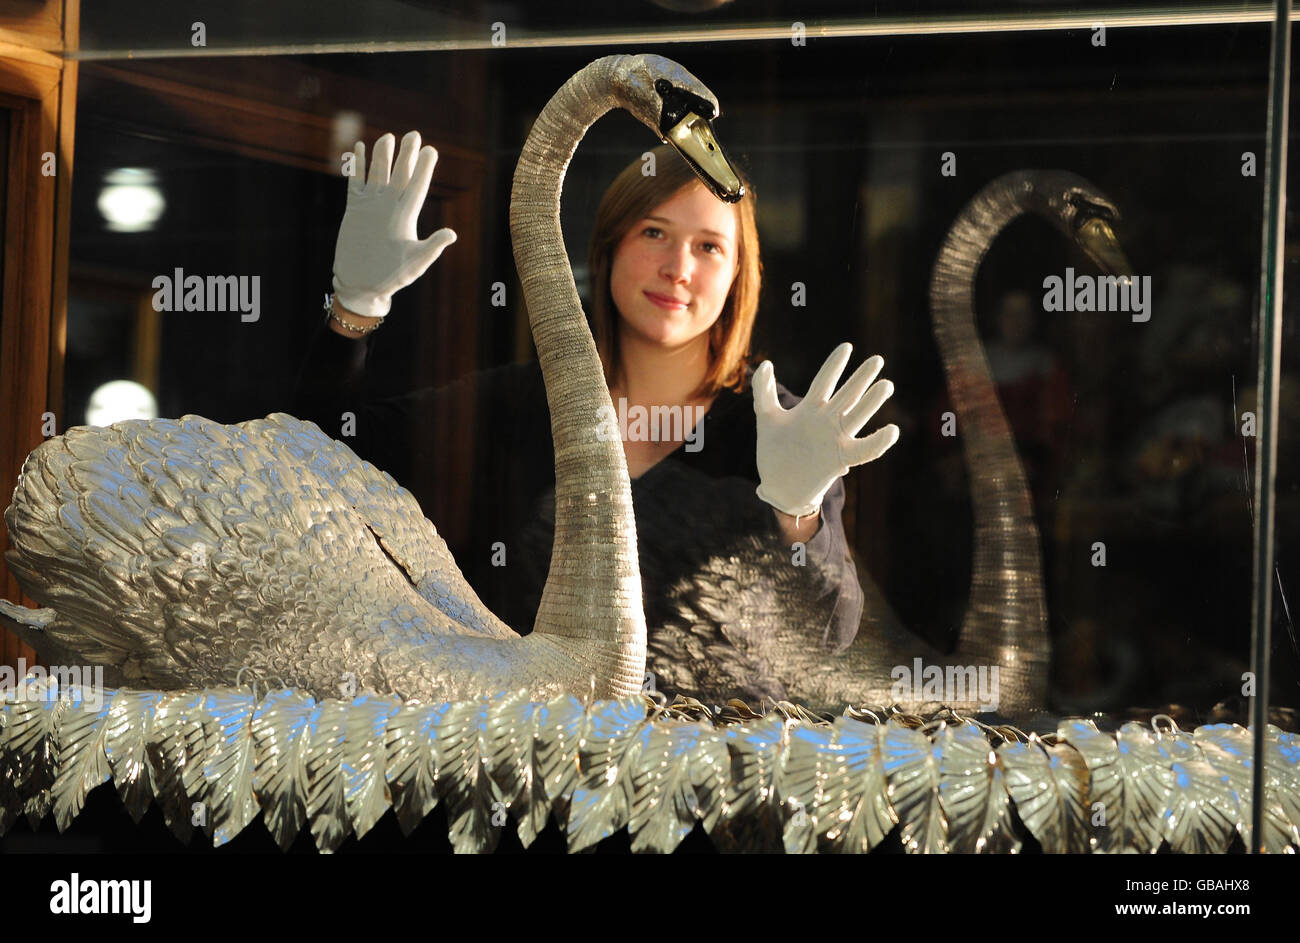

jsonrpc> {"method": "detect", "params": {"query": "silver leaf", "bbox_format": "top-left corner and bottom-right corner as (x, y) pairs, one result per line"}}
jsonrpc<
(50, 684), (114, 832)
(485, 689), (548, 847)
(435, 697), (504, 854)
(940, 721), (1019, 854)
(383, 699), (440, 837)
(342, 694), (400, 841)
(251, 687), (315, 851)
(819, 716), (896, 853)
(304, 698), (352, 853)
(883, 720), (948, 854)
(567, 697), (644, 852)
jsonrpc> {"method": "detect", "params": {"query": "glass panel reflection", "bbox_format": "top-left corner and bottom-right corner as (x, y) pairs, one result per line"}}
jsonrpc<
(53, 21), (1296, 728)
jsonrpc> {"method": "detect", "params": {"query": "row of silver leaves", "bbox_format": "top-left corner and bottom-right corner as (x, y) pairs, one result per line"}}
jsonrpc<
(1, 677), (1298, 853)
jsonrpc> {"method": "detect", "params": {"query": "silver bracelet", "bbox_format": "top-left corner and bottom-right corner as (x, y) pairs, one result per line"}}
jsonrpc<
(324, 293), (384, 335)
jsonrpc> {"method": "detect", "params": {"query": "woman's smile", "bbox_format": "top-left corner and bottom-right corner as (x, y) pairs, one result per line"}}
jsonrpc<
(643, 290), (689, 311)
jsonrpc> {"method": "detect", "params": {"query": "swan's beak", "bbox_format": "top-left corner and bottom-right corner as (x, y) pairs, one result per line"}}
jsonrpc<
(1076, 216), (1133, 276)
(654, 79), (743, 202)
(664, 113), (744, 203)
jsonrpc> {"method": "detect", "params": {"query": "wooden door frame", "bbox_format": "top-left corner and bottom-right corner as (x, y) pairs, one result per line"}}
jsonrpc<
(0, 0), (77, 670)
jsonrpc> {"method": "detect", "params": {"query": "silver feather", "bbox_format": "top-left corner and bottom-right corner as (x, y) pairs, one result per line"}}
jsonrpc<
(189, 688), (259, 847)
(103, 688), (161, 823)
(1, 680), (64, 830)
(1058, 719), (1126, 853)
(1153, 727), (1239, 854)
(304, 699), (352, 853)
(485, 690), (549, 847)
(714, 714), (787, 852)
(341, 694), (400, 841)
(780, 723), (832, 853)
(145, 690), (206, 843)
(532, 693), (589, 829)
(25, 687), (66, 829)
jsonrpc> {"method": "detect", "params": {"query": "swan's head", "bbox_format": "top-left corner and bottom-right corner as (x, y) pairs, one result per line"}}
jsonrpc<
(1028, 170), (1133, 277)
(611, 54), (744, 203)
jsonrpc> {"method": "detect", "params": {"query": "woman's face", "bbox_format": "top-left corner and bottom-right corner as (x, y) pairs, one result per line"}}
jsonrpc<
(609, 182), (739, 352)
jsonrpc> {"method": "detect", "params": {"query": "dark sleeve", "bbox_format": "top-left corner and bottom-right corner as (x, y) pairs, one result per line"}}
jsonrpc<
(797, 476), (864, 653)
(763, 385), (865, 654)
(290, 318), (373, 447)
(289, 316), (540, 518)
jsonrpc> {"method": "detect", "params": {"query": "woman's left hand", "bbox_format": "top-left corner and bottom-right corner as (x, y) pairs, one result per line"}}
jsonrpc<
(753, 342), (900, 518)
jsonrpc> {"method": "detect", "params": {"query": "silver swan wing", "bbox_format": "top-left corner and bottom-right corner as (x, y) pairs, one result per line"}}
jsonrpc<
(3, 413), (517, 701)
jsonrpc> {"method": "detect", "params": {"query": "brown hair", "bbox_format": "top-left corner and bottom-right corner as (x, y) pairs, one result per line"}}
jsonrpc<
(588, 144), (761, 399)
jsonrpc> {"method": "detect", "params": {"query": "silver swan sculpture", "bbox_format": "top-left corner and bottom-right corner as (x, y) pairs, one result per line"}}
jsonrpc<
(2, 134), (1295, 852)
(0, 54), (744, 705)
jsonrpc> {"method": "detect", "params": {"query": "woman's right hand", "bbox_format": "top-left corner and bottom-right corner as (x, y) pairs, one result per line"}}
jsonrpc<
(332, 130), (458, 319)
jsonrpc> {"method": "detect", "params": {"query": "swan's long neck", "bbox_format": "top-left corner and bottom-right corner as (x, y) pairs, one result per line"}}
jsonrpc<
(928, 170), (1050, 709)
(510, 58), (646, 698)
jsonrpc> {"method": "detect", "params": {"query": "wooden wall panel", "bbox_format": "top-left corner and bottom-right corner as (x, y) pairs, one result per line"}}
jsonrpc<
(0, 0), (76, 672)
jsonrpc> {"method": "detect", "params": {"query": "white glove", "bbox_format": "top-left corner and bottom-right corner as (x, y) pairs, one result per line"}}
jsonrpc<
(332, 130), (457, 319)
(754, 342), (900, 519)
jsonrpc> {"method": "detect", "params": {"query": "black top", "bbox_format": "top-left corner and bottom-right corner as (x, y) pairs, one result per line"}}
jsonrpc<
(291, 318), (865, 703)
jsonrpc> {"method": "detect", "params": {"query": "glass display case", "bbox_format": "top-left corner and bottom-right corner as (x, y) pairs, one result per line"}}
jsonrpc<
(0, 0), (1295, 861)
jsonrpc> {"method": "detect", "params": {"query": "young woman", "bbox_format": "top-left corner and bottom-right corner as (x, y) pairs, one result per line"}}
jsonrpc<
(294, 131), (899, 704)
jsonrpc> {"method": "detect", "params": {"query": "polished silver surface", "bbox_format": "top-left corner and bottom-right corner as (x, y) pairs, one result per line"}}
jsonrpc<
(3, 677), (1296, 853)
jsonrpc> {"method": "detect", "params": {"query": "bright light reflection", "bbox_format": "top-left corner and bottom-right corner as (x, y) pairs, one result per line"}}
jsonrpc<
(97, 168), (165, 232)
(86, 380), (158, 426)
